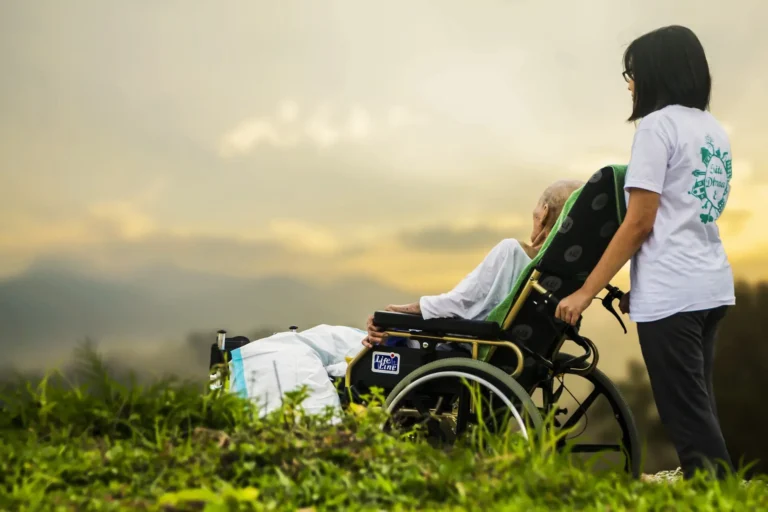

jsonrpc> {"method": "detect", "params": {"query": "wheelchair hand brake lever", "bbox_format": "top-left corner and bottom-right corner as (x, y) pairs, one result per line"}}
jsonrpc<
(602, 286), (627, 334)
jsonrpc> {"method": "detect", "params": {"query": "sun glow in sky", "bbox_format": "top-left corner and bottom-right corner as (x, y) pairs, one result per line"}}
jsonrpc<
(0, 2), (766, 323)
(2, 1), (766, 297)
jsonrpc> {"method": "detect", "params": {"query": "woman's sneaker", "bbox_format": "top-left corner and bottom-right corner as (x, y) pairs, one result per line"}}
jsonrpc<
(641, 467), (683, 483)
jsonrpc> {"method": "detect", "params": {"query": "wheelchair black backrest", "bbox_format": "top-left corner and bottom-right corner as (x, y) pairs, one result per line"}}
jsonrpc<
(484, 165), (627, 367)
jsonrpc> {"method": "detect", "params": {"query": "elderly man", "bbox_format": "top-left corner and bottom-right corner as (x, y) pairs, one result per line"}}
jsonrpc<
(228, 179), (583, 417)
(363, 179), (583, 347)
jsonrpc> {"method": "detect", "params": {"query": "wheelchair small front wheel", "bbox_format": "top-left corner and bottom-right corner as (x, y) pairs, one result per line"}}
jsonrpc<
(383, 357), (543, 447)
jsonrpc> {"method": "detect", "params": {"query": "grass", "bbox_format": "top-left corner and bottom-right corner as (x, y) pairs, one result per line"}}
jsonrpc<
(1, 349), (766, 511)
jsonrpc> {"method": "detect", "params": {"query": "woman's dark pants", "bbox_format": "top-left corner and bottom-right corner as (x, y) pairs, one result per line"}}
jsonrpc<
(637, 306), (735, 480)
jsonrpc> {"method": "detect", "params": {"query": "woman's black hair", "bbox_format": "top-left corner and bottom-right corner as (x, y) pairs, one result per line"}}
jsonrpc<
(623, 25), (711, 121)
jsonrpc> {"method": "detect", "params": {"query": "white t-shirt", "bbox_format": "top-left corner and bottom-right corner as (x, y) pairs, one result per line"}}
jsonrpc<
(420, 238), (532, 321)
(624, 104), (735, 323)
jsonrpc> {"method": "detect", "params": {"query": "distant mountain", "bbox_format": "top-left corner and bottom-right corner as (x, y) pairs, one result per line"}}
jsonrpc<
(0, 259), (416, 368)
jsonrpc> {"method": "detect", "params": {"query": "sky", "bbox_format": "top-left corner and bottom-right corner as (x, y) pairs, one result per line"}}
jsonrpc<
(0, 0), (766, 375)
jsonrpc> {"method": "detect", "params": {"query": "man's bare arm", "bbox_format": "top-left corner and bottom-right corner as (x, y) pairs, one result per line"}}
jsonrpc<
(386, 303), (421, 315)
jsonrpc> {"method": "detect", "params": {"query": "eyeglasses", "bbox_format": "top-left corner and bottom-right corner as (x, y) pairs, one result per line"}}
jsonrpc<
(622, 69), (634, 83)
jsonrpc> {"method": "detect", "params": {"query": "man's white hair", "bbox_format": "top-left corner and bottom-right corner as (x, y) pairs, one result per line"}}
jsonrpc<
(539, 179), (583, 228)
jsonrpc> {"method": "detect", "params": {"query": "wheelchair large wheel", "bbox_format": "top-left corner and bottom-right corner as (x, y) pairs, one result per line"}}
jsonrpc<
(383, 358), (543, 447)
(536, 352), (641, 478)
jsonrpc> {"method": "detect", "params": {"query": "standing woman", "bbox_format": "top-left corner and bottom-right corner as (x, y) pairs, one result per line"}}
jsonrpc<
(555, 25), (736, 480)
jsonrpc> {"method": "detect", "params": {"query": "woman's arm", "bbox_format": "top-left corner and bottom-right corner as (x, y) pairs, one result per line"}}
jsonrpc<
(554, 188), (660, 325)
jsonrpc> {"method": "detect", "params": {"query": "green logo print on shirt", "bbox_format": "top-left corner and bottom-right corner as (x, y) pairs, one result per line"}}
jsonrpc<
(689, 136), (733, 224)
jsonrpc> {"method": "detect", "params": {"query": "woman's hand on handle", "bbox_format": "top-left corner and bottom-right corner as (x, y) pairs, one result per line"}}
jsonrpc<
(554, 288), (594, 326)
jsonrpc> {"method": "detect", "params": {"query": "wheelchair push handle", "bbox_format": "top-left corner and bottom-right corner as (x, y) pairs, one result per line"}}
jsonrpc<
(604, 284), (624, 299)
(529, 281), (595, 369)
(531, 281), (627, 334)
(602, 284), (627, 334)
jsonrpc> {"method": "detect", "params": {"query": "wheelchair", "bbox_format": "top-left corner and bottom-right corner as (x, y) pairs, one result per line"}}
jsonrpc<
(208, 165), (642, 478)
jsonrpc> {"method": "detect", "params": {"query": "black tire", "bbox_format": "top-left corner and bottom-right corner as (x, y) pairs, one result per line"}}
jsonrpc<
(384, 357), (543, 442)
(542, 353), (642, 478)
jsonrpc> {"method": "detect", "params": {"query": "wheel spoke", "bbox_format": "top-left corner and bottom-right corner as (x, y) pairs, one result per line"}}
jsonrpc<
(561, 388), (600, 431)
(389, 392), (463, 446)
(433, 395), (446, 415)
(455, 386), (470, 435)
(385, 364), (543, 445)
(535, 353), (641, 478)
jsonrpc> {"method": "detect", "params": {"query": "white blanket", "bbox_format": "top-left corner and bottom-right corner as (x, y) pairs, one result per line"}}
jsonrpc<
(227, 325), (366, 417)
(227, 239), (532, 417)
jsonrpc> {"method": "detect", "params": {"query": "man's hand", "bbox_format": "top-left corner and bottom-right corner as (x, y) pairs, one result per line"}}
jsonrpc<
(362, 313), (385, 347)
(554, 288), (594, 326)
(361, 302), (421, 348)
(619, 291), (630, 315)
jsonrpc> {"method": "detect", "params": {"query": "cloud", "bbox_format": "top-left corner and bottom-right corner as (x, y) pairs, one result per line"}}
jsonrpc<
(397, 221), (528, 253)
(304, 104), (341, 148)
(3, 203), (766, 314)
(42, 232), (307, 281)
(566, 154), (631, 178)
(217, 102), (427, 156)
(218, 117), (299, 156)
(0, 211), (529, 297)
(266, 219), (341, 255)
(0, 203), (363, 285)
(87, 201), (155, 239)
(718, 208), (752, 238)
(730, 245), (768, 283)
(387, 106), (427, 129)
(714, 158), (767, 256)
(277, 100), (300, 123)
(346, 106), (373, 140)
(0, 177), (168, 254)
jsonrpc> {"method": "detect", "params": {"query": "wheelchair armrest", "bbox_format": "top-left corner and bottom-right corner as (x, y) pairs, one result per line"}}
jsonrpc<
(372, 311), (502, 338)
